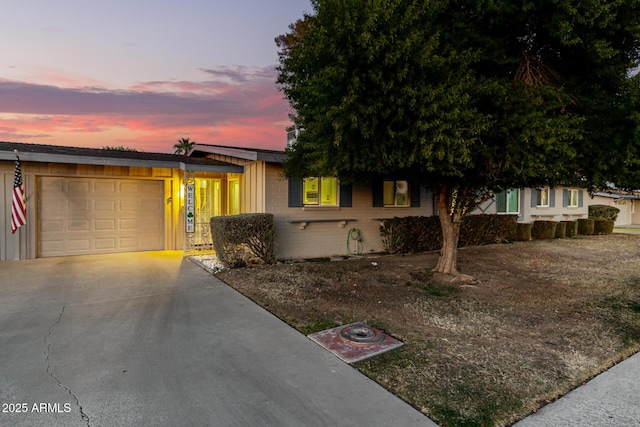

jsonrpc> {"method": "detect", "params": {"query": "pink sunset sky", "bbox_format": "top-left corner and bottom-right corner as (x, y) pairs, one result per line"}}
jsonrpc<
(0, 0), (311, 153)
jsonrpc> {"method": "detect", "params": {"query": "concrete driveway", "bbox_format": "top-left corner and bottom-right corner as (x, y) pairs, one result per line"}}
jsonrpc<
(0, 251), (435, 427)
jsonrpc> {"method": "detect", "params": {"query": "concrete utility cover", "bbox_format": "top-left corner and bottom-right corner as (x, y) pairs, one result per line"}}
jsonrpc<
(308, 322), (404, 364)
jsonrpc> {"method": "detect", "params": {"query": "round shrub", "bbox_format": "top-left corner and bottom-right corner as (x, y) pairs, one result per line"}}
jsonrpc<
(589, 204), (620, 221)
(554, 221), (567, 238)
(578, 218), (595, 235)
(515, 223), (532, 241)
(532, 221), (557, 239)
(562, 220), (578, 237)
(593, 218), (614, 235)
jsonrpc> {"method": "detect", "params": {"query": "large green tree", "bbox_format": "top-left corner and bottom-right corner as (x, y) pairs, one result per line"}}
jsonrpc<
(276, 0), (640, 277)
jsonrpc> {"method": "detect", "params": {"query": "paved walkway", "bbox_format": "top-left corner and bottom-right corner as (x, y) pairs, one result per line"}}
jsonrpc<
(0, 251), (434, 427)
(514, 352), (640, 426)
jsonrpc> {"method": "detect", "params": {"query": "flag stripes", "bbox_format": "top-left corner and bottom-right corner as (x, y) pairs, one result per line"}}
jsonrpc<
(11, 156), (26, 233)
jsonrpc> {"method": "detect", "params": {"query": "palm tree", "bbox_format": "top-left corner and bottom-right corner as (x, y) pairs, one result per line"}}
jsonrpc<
(174, 137), (195, 155)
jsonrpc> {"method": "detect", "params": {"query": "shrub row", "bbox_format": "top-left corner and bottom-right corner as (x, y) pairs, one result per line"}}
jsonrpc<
(525, 218), (614, 240)
(379, 214), (518, 254)
(210, 213), (275, 268)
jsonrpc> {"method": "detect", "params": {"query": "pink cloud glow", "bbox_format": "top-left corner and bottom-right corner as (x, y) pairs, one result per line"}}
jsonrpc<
(0, 66), (291, 153)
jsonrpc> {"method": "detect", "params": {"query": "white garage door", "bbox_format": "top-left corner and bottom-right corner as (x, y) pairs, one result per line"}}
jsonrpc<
(38, 177), (165, 257)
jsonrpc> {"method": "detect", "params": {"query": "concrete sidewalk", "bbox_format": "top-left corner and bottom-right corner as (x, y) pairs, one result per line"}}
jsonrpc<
(0, 251), (435, 427)
(514, 352), (640, 427)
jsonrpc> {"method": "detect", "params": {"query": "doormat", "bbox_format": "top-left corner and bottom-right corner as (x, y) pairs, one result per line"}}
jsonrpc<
(307, 322), (404, 364)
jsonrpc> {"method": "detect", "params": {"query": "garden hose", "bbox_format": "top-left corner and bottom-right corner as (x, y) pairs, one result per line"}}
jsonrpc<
(347, 228), (364, 256)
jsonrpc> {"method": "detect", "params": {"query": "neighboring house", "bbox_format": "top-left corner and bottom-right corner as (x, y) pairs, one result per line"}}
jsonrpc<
(589, 190), (640, 226)
(477, 187), (589, 222)
(0, 142), (242, 261)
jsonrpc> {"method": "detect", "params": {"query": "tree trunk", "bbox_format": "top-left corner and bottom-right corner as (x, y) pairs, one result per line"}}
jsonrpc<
(432, 184), (469, 279)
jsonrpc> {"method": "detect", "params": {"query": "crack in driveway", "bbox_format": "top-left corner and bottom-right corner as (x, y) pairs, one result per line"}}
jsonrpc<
(44, 305), (90, 427)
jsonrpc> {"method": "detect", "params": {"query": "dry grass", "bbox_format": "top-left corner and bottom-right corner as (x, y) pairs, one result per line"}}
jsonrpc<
(218, 234), (640, 427)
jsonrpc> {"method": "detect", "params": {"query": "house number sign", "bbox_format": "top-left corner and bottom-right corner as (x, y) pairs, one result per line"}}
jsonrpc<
(186, 183), (195, 233)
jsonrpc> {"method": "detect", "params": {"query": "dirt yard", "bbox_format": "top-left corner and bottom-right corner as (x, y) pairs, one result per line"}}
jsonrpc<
(218, 234), (640, 427)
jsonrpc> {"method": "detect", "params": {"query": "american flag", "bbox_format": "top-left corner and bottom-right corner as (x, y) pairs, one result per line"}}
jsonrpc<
(11, 155), (26, 233)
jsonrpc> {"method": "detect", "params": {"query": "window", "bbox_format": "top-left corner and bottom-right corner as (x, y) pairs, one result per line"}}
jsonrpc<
(536, 188), (550, 207)
(383, 180), (410, 207)
(497, 189), (520, 214)
(303, 177), (337, 206)
(227, 178), (240, 215)
(568, 189), (579, 208)
(196, 179), (221, 217)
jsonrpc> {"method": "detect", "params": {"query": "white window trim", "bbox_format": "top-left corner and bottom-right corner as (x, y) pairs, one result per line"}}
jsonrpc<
(498, 189), (520, 214)
(536, 188), (550, 208)
(384, 180), (410, 207)
(303, 177), (339, 207)
(568, 189), (579, 208)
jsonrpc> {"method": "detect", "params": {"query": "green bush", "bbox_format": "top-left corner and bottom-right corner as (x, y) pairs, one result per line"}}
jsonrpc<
(532, 221), (558, 239)
(578, 218), (595, 235)
(593, 218), (615, 235)
(562, 220), (578, 237)
(380, 214), (517, 254)
(210, 213), (275, 268)
(515, 223), (532, 241)
(589, 204), (620, 221)
(555, 221), (567, 238)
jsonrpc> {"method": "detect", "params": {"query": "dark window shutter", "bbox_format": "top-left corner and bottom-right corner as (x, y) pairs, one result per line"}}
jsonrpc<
(288, 178), (303, 207)
(372, 180), (384, 207)
(339, 183), (352, 207)
(531, 189), (538, 207)
(410, 182), (420, 207)
(497, 191), (507, 212)
(550, 188), (556, 207)
(519, 189), (525, 221)
(562, 189), (568, 207)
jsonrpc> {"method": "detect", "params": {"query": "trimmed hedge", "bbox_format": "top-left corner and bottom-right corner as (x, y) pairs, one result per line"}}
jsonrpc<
(532, 220), (557, 239)
(593, 218), (615, 235)
(210, 213), (275, 268)
(589, 204), (620, 221)
(554, 221), (567, 238)
(578, 218), (595, 235)
(562, 220), (578, 237)
(515, 223), (532, 241)
(380, 214), (518, 254)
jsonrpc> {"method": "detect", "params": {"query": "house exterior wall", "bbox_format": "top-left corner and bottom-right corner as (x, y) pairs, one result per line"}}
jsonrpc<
(479, 187), (588, 223)
(261, 162), (434, 260)
(1, 160), (183, 260)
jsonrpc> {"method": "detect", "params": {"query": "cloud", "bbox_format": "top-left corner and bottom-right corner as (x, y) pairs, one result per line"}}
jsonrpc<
(0, 65), (291, 151)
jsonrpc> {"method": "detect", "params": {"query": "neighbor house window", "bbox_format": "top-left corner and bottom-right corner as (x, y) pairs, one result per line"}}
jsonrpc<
(568, 189), (579, 207)
(383, 180), (410, 207)
(497, 189), (520, 214)
(303, 177), (337, 206)
(536, 188), (550, 207)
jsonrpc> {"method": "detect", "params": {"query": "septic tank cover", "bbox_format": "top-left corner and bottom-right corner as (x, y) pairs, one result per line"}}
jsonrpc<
(307, 322), (404, 364)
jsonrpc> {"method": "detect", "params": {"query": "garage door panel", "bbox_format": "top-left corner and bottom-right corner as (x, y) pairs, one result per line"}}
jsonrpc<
(95, 200), (116, 211)
(68, 180), (91, 193)
(95, 181), (117, 193)
(95, 238), (116, 250)
(95, 219), (116, 230)
(68, 220), (90, 231)
(120, 219), (139, 230)
(38, 177), (164, 257)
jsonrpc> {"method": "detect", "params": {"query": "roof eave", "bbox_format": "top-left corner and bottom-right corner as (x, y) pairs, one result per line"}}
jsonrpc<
(0, 151), (243, 173)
